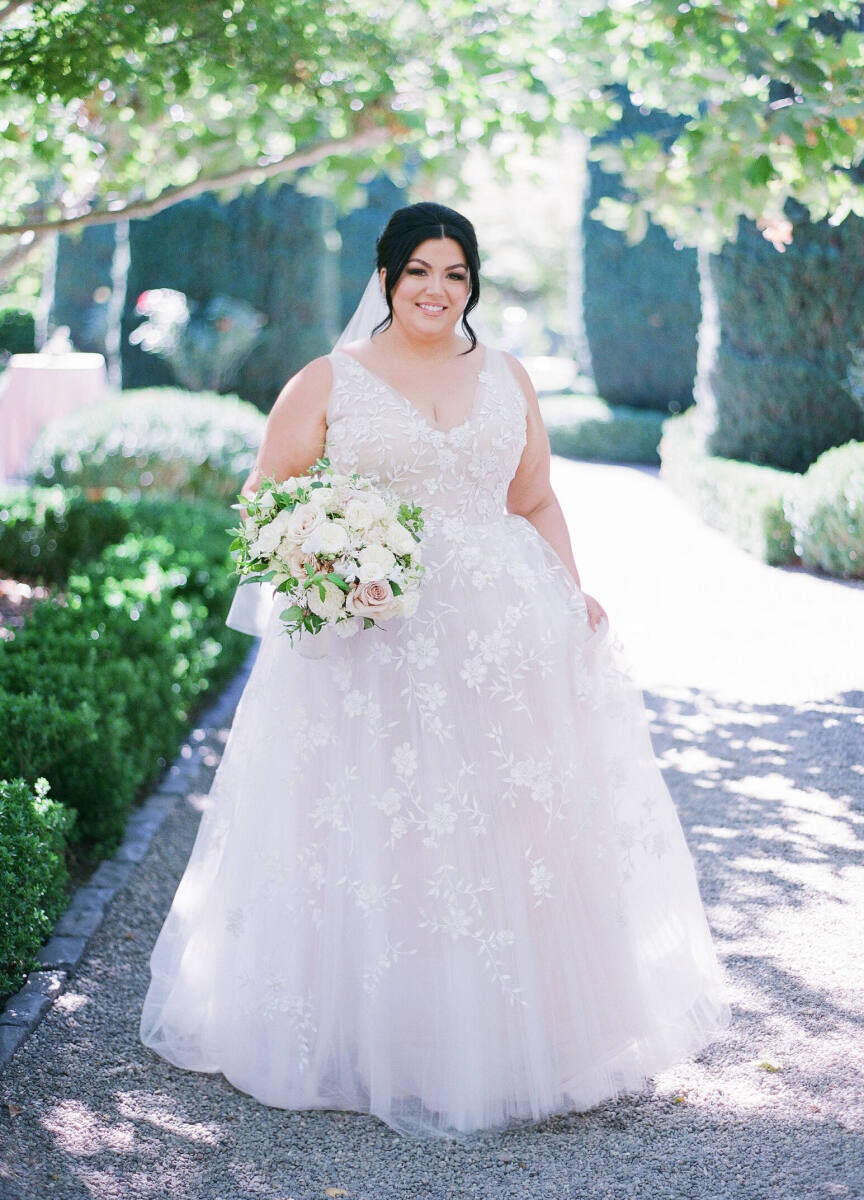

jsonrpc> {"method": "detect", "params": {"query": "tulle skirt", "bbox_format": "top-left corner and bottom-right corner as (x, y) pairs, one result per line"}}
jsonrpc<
(140, 510), (730, 1137)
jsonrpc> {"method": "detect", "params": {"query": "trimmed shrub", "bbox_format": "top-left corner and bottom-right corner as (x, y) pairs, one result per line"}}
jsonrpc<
(122, 181), (340, 409)
(0, 308), (36, 357)
(660, 408), (797, 565)
(541, 394), (665, 464)
(787, 441), (864, 578)
(0, 777), (75, 998)
(703, 206), (864, 472)
(0, 493), (248, 853)
(0, 487), (134, 585)
(583, 85), (700, 412)
(49, 224), (116, 356)
(25, 389), (265, 504)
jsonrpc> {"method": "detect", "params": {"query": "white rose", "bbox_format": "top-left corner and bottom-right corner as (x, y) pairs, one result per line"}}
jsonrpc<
(332, 555), (359, 581)
(365, 492), (390, 520)
(308, 486), (335, 510)
(305, 578), (346, 620)
(383, 520), (417, 556)
(251, 522), (284, 558)
(358, 543), (396, 573)
(285, 503), (326, 542)
(283, 544), (312, 577)
(304, 520), (349, 557)
(344, 498), (375, 532)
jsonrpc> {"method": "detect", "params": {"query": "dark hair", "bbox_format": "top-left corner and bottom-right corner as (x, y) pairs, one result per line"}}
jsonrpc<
(372, 202), (480, 353)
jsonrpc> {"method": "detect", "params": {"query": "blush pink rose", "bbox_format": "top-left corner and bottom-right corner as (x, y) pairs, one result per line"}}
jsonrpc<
(345, 579), (398, 620)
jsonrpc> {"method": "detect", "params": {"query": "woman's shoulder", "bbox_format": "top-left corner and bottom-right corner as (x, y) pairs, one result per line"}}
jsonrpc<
(274, 355), (333, 412)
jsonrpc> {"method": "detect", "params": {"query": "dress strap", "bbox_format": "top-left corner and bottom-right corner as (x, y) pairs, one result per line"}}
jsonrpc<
(485, 345), (528, 416)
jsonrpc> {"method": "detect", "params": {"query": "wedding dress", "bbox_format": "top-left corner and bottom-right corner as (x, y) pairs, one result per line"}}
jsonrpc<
(140, 343), (730, 1138)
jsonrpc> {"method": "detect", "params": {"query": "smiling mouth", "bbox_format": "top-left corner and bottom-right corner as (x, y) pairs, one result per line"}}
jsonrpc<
(417, 303), (446, 314)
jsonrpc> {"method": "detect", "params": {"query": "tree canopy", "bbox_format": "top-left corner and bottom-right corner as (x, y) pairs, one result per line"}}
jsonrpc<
(0, 0), (863, 260)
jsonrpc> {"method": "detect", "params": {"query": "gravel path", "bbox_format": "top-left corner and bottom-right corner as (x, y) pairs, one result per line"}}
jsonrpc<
(1, 463), (862, 1200)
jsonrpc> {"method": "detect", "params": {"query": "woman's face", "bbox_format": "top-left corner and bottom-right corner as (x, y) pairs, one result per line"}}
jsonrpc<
(381, 237), (470, 340)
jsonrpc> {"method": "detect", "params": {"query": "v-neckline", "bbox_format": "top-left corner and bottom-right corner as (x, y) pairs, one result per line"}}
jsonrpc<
(335, 347), (489, 438)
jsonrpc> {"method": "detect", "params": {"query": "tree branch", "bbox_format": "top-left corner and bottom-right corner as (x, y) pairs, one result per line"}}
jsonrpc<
(0, 125), (399, 237)
(0, 231), (45, 279)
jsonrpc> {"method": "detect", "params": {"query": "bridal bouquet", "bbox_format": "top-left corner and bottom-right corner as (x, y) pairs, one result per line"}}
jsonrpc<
(229, 456), (425, 647)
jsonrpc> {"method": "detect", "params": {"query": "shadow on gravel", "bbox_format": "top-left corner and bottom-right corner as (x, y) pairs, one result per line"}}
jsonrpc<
(0, 1079), (860, 1200)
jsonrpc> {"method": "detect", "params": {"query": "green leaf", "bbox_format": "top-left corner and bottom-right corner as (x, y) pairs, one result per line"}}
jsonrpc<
(745, 153), (776, 186)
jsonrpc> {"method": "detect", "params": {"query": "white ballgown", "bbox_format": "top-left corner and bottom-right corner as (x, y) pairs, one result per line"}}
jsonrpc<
(140, 345), (730, 1138)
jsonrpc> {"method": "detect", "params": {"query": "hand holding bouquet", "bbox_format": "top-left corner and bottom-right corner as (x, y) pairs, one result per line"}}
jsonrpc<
(229, 456), (425, 647)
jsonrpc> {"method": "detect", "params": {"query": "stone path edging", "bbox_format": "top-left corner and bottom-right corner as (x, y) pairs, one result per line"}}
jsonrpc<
(0, 643), (258, 1073)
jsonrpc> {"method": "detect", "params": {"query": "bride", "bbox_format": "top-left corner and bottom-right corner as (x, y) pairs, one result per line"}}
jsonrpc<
(140, 201), (730, 1138)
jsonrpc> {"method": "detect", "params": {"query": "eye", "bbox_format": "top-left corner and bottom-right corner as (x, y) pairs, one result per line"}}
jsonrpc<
(406, 267), (426, 276)
(449, 272), (468, 282)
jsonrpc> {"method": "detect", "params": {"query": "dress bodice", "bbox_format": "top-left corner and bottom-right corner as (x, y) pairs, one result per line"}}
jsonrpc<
(324, 347), (528, 526)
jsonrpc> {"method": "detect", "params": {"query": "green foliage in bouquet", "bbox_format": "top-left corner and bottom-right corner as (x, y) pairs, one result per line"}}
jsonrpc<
(786, 441), (864, 578)
(0, 777), (75, 998)
(232, 456), (425, 645)
(25, 388), (266, 504)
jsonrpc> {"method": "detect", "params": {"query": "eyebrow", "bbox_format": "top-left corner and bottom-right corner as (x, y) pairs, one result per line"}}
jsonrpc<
(408, 258), (468, 270)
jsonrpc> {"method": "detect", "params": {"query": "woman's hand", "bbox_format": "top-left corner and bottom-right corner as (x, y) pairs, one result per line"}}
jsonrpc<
(583, 592), (608, 632)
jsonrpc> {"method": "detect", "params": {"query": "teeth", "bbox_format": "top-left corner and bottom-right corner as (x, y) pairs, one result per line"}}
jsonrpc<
(419, 304), (444, 312)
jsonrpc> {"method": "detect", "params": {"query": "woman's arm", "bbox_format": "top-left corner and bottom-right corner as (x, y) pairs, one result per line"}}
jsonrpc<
(503, 353), (607, 630)
(238, 356), (332, 513)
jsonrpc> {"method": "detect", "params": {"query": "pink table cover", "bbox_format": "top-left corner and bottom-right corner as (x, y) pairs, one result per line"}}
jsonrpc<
(0, 353), (107, 484)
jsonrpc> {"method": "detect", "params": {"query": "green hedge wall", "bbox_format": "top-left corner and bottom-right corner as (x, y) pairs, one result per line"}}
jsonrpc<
(51, 176), (405, 412)
(0, 777), (75, 998)
(541, 394), (665, 464)
(49, 223), (116, 355)
(583, 86), (700, 412)
(121, 180), (340, 409)
(0, 308), (36, 357)
(703, 203), (864, 473)
(0, 490), (248, 854)
(336, 175), (405, 329)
